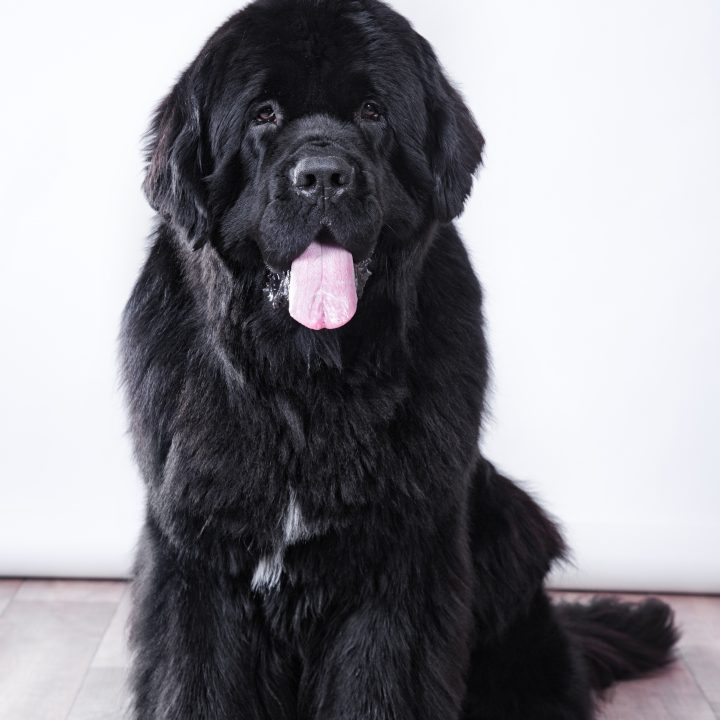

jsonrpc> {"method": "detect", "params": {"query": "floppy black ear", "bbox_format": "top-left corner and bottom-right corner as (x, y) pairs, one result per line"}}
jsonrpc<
(419, 38), (485, 222)
(143, 73), (211, 249)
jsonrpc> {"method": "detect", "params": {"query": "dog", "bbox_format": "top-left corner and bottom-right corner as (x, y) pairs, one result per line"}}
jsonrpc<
(120, 1), (678, 717)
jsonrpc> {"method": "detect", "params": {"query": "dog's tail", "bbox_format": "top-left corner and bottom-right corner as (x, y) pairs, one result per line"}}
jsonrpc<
(556, 597), (679, 690)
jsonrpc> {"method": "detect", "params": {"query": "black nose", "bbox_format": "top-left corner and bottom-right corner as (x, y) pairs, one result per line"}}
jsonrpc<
(291, 155), (355, 201)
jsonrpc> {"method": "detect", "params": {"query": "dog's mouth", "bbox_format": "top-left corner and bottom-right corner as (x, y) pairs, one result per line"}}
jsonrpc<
(263, 233), (372, 330)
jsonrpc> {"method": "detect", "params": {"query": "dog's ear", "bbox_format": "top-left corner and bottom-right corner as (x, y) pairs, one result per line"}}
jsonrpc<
(143, 72), (211, 249)
(418, 37), (485, 222)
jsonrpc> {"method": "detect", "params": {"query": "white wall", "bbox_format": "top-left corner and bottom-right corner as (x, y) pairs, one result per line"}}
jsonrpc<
(1, 1), (718, 591)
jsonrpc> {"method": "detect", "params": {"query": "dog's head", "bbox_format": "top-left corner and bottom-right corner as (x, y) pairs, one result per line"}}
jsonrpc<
(143, 0), (483, 332)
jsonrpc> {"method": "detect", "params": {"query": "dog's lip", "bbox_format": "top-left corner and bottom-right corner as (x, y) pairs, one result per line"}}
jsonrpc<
(264, 226), (374, 274)
(263, 250), (374, 280)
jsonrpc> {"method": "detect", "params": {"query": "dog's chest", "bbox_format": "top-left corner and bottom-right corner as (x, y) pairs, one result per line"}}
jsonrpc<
(251, 490), (315, 592)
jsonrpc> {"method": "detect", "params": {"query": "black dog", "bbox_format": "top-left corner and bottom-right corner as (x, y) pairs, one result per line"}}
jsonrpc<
(121, 1), (678, 717)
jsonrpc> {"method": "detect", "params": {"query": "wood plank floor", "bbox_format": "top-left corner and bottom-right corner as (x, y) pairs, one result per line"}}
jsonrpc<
(0, 580), (717, 719)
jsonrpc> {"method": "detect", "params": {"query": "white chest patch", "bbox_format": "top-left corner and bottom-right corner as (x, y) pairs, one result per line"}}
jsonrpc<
(251, 492), (313, 593)
(251, 552), (284, 591)
(283, 491), (310, 543)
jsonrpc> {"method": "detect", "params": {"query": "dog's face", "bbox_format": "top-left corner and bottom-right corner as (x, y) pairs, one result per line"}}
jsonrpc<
(144, 0), (484, 331)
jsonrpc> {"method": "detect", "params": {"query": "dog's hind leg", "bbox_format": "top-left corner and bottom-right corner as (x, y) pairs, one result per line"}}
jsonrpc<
(462, 458), (679, 718)
(462, 590), (594, 720)
(461, 459), (592, 717)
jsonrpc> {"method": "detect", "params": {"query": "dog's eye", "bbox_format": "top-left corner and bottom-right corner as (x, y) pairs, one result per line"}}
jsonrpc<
(360, 101), (382, 121)
(255, 105), (277, 124)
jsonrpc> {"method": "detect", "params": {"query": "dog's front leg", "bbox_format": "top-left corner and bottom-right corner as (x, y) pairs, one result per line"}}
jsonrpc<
(299, 545), (473, 720)
(128, 520), (297, 720)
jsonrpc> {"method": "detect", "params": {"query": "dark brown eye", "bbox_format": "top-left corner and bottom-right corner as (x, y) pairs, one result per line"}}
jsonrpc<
(255, 105), (276, 124)
(360, 101), (381, 121)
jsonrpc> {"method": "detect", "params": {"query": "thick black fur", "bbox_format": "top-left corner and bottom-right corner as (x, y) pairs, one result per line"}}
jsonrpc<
(120, 1), (679, 718)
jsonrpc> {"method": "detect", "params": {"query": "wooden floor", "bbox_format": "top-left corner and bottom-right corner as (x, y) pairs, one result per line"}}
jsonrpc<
(0, 581), (717, 719)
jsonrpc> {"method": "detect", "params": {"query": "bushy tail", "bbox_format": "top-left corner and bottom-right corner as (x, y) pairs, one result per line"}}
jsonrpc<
(557, 597), (679, 690)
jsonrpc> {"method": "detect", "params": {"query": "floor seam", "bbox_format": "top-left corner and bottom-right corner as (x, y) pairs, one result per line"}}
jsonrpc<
(63, 592), (123, 720)
(0, 578), (23, 618)
(678, 649), (718, 720)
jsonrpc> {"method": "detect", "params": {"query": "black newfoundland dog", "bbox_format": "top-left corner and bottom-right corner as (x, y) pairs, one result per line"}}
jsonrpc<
(121, 0), (678, 717)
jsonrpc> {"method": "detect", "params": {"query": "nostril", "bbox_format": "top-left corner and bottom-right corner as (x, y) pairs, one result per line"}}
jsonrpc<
(330, 172), (346, 187)
(294, 171), (316, 189)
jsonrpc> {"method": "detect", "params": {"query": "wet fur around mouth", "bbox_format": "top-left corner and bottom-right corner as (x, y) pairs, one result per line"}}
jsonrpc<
(120, 1), (679, 718)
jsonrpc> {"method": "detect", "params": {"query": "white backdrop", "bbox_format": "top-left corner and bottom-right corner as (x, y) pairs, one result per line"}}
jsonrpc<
(0, 0), (718, 591)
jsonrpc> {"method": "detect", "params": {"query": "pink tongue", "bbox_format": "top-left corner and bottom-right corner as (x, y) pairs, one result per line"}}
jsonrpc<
(288, 241), (357, 330)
